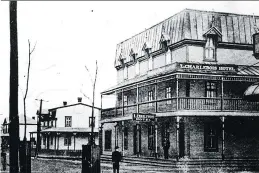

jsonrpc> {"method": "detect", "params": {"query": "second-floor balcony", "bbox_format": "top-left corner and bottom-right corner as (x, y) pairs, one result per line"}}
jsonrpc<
(101, 97), (259, 120)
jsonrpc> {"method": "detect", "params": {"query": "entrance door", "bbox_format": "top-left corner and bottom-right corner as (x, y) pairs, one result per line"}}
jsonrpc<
(133, 124), (141, 155)
(179, 120), (185, 158)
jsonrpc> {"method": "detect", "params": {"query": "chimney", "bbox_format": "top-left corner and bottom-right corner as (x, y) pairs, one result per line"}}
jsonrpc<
(78, 97), (82, 103)
(32, 116), (35, 120)
(63, 101), (67, 106)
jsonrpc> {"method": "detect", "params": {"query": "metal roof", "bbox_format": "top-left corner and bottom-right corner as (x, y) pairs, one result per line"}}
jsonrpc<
(114, 8), (259, 67)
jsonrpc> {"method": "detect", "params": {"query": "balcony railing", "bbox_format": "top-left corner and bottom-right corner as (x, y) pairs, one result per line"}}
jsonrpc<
(101, 97), (259, 120)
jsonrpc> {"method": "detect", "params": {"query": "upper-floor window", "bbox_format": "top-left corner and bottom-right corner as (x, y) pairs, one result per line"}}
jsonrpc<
(123, 66), (128, 80)
(123, 95), (128, 106)
(166, 87), (172, 104)
(89, 117), (95, 127)
(206, 81), (217, 98)
(148, 91), (153, 107)
(204, 37), (216, 60)
(135, 61), (139, 75)
(65, 116), (72, 127)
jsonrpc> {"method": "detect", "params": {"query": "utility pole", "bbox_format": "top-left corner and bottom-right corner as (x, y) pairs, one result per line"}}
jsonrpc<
(9, 1), (19, 173)
(35, 99), (47, 157)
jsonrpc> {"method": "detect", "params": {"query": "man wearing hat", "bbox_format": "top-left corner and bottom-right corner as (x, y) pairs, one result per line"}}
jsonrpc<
(112, 146), (122, 173)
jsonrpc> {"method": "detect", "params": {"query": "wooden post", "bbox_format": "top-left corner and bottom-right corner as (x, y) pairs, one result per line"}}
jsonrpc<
(122, 121), (124, 156)
(176, 116), (180, 161)
(137, 84), (139, 114)
(221, 116), (225, 160)
(155, 118), (158, 159)
(122, 89), (124, 116)
(155, 83), (157, 113)
(221, 77), (224, 111)
(176, 78), (179, 110)
(57, 133), (60, 151)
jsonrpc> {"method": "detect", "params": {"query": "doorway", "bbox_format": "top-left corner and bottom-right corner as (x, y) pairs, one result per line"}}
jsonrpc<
(133, 124), (141, 155)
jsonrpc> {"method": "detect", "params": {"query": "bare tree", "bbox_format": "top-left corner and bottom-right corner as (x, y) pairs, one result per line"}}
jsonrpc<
(82, 60), (98, 144)
(23, 39), (36, 141)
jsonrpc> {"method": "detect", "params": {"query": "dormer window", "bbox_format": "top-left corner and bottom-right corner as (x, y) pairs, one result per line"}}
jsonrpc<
(160, 32), (170, 52)
(130, 48), (137, 62)
(142, 42), (152, 58)
(204, 36), (216, 60)
(203, 22), (222, 61)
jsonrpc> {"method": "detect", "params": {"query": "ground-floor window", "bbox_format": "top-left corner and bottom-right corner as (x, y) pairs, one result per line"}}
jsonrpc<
(43, 136), (46, 146)
(148, 125), (155, 150)
(124, 127), (128, 150)
(64, 136), (71, 146)
(204, 122), (218, 152)
(50, 136), (53, 145)
(104, 130), (112, 150)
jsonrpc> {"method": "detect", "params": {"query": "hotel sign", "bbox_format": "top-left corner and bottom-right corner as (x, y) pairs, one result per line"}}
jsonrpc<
(178, 63), (237, 73)
(132, 113), (156, 122)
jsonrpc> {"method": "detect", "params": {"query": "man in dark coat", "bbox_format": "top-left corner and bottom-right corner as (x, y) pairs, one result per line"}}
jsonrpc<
(163, 139), (170, 159)
(112, 146), (122, 173)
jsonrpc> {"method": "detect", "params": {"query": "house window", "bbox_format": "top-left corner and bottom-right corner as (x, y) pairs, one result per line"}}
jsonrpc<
(65, 116), (72, 127)
(124, 127), (128, 150)
(166, 87), (172, 104)
(148, 125), (155, 150)
(51, 120), (53, 127)
(204, 37), (216, 60)
(43, 136), (46, 146)
(148, 57), (153, 70)
(148, 91), (153, 107)
(123, 95), (128, 106)
(206, 81), (217, 98)
(64, 136), (71, 146)
(124, 66), (128, 80)
(89, 117), (95, 127)
(135, 61), (139, 75)
(165, 49), (171, 65)
(204, 122), (218, 152)
(104, 130), (112, 150)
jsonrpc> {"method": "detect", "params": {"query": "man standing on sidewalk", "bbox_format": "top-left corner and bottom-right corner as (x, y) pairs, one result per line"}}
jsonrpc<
(112, 146), (122, 173)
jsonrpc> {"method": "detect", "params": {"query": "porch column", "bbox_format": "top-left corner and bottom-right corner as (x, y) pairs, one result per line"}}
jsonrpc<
(115, 91), (117, 116)
(136, 84), (139, 114)
(176, 78), (179, 110)
(99, 123), (104, 155)
(221, 116), (225, 160)
(73, 133), (77, 151)
(121, 121), (124, 156)
(221, 77), (224, 111)
(122, 89), (124, 116)
(155, 118), (158, 159)
(155, 83), (158, 113)
(176, 116), (180, 161)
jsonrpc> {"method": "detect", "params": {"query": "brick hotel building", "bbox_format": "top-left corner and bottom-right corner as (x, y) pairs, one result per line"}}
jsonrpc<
(100, 9), (259, 160)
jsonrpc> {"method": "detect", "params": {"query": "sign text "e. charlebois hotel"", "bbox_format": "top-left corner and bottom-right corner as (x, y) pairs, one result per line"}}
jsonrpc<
(178, 63), (238, 72)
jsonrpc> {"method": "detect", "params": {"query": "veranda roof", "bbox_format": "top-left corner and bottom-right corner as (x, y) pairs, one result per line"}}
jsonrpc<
(40, 127), (98, 133)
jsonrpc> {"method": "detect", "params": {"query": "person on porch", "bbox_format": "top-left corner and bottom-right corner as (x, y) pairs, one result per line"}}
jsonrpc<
(163, 138), (170, 159)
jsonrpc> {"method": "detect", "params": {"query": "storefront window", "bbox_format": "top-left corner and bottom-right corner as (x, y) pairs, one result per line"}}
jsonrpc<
(105, 130), (112, 150)
(148, 125), (155, 150)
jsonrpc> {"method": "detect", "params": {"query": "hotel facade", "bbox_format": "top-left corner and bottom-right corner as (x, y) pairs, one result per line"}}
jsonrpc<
(100, 9), (259, 160)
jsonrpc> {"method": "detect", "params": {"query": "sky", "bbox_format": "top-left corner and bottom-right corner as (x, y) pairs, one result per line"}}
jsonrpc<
(1, 1), (259, 123)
